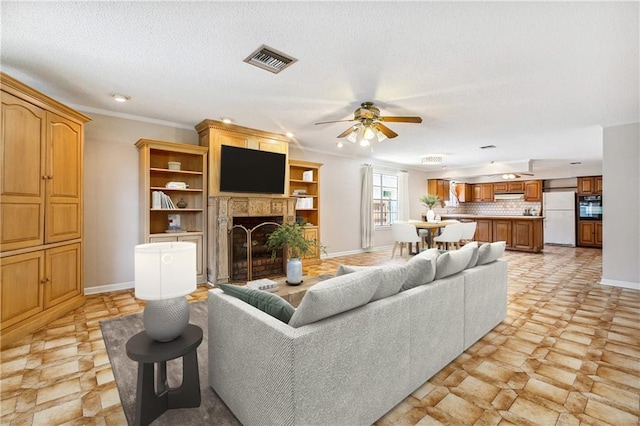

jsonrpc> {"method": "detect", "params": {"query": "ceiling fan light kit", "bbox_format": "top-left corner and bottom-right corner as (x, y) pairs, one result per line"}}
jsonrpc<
(315, 101), (422, 147)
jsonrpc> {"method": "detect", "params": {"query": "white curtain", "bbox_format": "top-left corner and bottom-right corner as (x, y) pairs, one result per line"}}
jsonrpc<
(397, 170), (410, 221)
(361, 164), (374, 250)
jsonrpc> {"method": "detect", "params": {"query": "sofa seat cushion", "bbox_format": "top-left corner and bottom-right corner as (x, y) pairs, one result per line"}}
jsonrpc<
(288, 269), (382, 328)
(435, 248), (475, 279)
(336, 264), (407, 301)
(477, 241), (507, 266)
(401, 248), (439, 291)
(219, 284), (295, 323)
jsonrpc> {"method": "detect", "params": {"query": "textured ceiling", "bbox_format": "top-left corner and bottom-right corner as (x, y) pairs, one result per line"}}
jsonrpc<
(2, 1), (638, 177)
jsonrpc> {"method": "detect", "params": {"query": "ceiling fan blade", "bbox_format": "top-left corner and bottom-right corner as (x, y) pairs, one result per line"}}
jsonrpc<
(314, 119), (357, 125)
(379, 116), (423, 123)
(336, 126), (357, 138)
(372, 123), (398, 139)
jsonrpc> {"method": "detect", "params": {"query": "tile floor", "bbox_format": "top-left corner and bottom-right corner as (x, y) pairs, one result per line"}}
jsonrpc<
(1, 246), (639, 425)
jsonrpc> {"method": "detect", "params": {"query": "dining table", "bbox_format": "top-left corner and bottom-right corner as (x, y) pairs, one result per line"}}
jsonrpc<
(401, 220), (461, 250)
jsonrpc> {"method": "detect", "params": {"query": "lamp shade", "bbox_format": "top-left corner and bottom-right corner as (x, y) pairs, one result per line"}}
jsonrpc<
(134, 242), (196, 300)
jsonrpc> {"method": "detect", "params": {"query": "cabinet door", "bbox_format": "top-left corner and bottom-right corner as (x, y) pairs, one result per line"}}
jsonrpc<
(578, 222), (596, 245)
(302, 227), (319, 259)
(455, 183), (472, 203)
(44, 243), (81, 308)
(1, 251), (45, 329)
(475, 220), (492, 243)
(45, 112), (82, 243)
(524, 181), (542, 201)
(178, 234), (205, 281)
(595, 177), (603, 194)
(482, 184), (494, 201)
(472, 185), (482, 202)
(493, 220), (512, 247)
(512, 221), (534, 250)
(1, 92), (46, 251)
(494, 182), (508, 193)
(578, 177), (594, 194)
(595, 222), (603, 245)
(509, 182), (525, 192)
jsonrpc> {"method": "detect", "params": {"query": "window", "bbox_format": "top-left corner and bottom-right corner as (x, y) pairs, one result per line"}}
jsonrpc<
(373, 172), (398, 226)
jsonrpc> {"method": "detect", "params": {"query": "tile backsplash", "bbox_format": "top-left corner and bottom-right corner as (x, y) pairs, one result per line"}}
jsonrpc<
(433, 199), (543, 216)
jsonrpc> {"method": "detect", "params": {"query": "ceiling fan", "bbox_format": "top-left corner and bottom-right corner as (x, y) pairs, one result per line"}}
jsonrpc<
(314, 102), (422, 146)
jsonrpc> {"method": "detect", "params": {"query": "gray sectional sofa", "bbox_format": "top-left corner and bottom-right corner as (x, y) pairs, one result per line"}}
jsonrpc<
(207, 242), (508, 426)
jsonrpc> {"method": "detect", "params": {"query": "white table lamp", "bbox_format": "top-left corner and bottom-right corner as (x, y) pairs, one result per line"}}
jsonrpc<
(134, 242), (196, 341)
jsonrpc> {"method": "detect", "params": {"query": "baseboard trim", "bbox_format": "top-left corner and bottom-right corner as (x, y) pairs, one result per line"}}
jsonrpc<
(323, 245), (393, 259)
(84, 281), (134, 295)
(600, 278), (640, 290)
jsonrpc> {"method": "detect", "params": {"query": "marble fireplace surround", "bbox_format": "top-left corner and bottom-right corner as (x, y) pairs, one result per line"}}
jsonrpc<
(208, 195), (296, 284)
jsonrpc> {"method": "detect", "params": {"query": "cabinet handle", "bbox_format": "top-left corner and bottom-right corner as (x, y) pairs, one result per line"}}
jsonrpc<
(40, 278), (50, 284)
(42, 175), (53, 180)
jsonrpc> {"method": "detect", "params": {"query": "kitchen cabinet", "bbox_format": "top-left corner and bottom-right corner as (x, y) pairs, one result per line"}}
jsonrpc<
(472, 184), (494, 202)
(524, 180), (542, 201)
(475, 220), (493, 243)
(578, 221), (602, 248)
(427, 179), (450, 205)
(1, 73), (89, 349)
(493, 220), (513, 248)
(455, 183), (473, 203)
(494, 181), (525, 194)
(135, 139), (209, 284)
(512, 220), (543, 251)
(577, 176), (603, 195)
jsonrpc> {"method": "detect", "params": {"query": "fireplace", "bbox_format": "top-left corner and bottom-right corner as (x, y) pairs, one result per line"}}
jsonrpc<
(230, 216), (284, 282)
(207, 196), (296, 284)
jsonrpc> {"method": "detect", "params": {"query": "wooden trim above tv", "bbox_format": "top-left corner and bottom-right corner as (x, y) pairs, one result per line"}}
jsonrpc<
(196, 119), (290, 196)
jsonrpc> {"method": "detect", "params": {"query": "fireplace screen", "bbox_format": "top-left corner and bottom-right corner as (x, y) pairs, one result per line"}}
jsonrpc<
(230, 217), (285, 282)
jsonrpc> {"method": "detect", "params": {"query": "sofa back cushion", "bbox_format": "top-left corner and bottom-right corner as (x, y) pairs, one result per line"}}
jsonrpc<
(336, 264), (407, 301)
(401, 248), (439, 291)
(219, 284), (295, 323)
(288, 269), (382, 328)
(435, 248), (475, 279)
(477, 241), (507, 266)
(460, 241), (479, 269)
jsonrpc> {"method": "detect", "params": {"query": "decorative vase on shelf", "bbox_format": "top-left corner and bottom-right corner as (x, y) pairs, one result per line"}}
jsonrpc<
(426, 209), (436, 222)
(286, 258), (303, 285)
(176, 198), (188, 209)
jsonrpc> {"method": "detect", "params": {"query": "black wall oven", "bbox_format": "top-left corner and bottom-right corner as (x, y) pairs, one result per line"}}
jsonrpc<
(578, 195), (603, 220)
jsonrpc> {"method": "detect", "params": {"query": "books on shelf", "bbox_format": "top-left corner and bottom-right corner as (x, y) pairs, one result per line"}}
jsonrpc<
(246, 278), (279, 292)
(296, 197), (314, 209)
(152, 191), (176, 209)
(292, 189), (307, 196)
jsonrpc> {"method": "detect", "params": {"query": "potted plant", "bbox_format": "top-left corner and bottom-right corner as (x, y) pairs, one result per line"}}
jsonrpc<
(420, 194), (440, 222)
(266, 223), (321, 285)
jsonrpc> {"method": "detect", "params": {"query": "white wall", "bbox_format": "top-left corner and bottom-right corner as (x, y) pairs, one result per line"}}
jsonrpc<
(601, 122), (640, 290)
(83, 113), (197, 291)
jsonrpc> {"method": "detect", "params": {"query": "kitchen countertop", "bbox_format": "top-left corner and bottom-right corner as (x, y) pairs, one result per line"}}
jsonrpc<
(440, 214), (544, 220)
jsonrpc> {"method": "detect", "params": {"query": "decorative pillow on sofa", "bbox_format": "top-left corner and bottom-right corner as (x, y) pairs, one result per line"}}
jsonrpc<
(288, 269), (382, 328)
(220, 284), (295, 323)
(401, 248), (439, 291)
(476, 241), (507, 266)
(434, 248), (475, 279)
(460, 241), (479, 269)
(336, 264), (407, 301)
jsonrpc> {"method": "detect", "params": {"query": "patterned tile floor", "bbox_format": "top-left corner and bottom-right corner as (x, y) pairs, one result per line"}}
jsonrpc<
(1, 246), (639, 425)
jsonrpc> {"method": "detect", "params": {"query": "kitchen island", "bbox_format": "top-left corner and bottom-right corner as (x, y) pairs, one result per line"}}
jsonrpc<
(441, 214), (544, 253)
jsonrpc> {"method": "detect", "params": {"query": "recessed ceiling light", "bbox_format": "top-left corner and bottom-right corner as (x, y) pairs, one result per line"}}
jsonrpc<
(285, 132), (294, 138)
(111, 94), (130, 103)
(221, 117), (233, 124)
(336, 141), (344, 148)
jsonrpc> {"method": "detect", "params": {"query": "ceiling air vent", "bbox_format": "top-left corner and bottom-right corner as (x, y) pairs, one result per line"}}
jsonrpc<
(421, 155), (443, 165)
(244, 45), (297, 74)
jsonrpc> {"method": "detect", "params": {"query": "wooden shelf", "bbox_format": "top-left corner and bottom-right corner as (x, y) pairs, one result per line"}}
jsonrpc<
(289, 159), (323, 265)
(150, 186), (203, 192)
(150, 167), (203, 175)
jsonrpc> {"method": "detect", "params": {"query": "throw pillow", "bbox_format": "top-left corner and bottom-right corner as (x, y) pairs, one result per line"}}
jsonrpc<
(476, 241), (507, 266)
(220, 284), (295, 323)
(460, 241), (479, 269)
(336, 264), (407, 301)
(288, 269), (381, 328)
(401, 248), (439, 291)
(435, 248), (475, 279)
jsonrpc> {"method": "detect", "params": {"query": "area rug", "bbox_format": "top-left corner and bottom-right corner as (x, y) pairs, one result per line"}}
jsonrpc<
(100, 300), (241, 425)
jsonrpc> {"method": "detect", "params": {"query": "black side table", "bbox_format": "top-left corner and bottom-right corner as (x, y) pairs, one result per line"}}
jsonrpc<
(126, 324), (203, 426)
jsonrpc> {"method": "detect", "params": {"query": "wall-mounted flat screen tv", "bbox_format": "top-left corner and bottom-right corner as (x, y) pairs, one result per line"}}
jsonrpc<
(219, 145), (286, 194)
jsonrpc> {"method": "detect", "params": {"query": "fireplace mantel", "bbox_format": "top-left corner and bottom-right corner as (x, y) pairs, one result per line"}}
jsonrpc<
(208, 195), (296, 284)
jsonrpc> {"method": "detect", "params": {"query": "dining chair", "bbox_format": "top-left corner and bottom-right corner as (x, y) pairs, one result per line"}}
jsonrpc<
(433, 223), (464, 250)
(408, 219), (430, 248)
(391, 222), (422, 258)
(459, 222), (477, 245)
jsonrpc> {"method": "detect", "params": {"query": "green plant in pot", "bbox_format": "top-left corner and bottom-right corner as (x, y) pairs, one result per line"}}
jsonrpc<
(266, 223), (320, 285)
(420, 194), (440, 222)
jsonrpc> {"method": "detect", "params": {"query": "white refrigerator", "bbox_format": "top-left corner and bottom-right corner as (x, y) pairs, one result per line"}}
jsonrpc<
(543, 192), (576, 246)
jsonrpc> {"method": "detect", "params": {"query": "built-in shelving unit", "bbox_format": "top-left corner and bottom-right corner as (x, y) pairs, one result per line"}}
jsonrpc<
(289, 159), (323, 265)
(135, 139), (209, 283)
